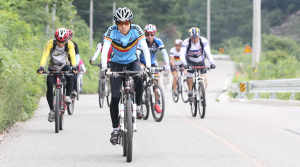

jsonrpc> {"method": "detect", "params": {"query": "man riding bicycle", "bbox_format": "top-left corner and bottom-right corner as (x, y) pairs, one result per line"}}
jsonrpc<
(78, 59), (87, 93)
(90, 35), (114, 69)
(136, 24), (170, 113)
(170, 39), (187, 96)
(37, 28), (78, 122)
(100, 7), (151, 144)
(179, 27), (216, 102)
(67, 29), (80, 98)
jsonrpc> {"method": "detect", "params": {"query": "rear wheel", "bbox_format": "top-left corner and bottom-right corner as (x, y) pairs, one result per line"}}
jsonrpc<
(181, 79), (189, 103)
(76, 76), (80, 101)
(55, 89), (60, 133)
(198, 82), (206, 119)
(98, 79), (105, 108)
(125, 100), (133, 162)
(150, 84), (165, 122)
(191, 85), (197, 117)
(172, 86), (179, 103)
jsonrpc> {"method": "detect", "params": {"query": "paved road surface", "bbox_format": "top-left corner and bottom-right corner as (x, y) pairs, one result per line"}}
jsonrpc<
(1, 60), (300, 167)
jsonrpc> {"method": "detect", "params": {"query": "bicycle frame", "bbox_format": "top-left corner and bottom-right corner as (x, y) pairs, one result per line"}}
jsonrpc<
(145, 67), (163, 105)
(191, 66), (207, 101)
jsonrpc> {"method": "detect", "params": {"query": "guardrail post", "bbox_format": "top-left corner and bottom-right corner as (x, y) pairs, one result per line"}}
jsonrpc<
(254, 93), (260, 99)
(289, 92), (295, 100)
(269, 92), (277, 99)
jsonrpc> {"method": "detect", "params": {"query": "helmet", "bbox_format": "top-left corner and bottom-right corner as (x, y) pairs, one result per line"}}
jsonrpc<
(114, 7), (133, 22)
(144, 24), (157, 33)
(188, 27), (200, 38)
(55, 28), (69, 42)
(174, 39), (182, 46)
(67, 29), (73, 37)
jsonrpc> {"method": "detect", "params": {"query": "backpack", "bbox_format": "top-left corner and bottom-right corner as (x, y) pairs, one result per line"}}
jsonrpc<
(186, 37), (204, 58)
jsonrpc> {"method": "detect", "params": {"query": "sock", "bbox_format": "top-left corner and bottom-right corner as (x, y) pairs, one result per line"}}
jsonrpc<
(136, 105), (141, 112)
(113, 128), (119, 131)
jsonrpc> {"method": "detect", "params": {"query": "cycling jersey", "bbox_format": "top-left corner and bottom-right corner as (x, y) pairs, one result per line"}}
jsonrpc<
(40, 39), (76, 70)
(180, 37), (214, 65)
(103, 24), (145, 64)
(78, 59), (86, 72)
(138, 37), (165, 65)
(91, 42), (113, 62)
(169, 47), (182, 66)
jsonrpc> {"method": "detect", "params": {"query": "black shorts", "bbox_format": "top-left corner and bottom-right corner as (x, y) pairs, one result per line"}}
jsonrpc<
(187, 59), (207, 76)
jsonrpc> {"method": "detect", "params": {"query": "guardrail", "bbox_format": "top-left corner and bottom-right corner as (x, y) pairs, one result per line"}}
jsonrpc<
(230, 79), (300, 99)
(212, 54), (231, 60)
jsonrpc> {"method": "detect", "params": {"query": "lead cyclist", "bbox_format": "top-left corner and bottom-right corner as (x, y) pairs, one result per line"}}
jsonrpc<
(100, 7), (151, 145)
(179, 27), (216, 102)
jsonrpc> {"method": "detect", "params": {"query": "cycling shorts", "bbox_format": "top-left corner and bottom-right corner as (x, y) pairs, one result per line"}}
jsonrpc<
(186, 60), (206, 78)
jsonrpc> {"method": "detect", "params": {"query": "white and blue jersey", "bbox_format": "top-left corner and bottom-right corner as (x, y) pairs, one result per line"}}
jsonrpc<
(138, 37), (165, 65)
(103, 24), (146, 64)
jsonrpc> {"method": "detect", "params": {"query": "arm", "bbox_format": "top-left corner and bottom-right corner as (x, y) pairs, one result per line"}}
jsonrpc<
(68, 42), (77, 68)
(179, 45), (187, 64)
(75, 54), (80, 65)
(139, 40), (151, 67)
(160, 48), (169, 64)
(101, 42), (111, 68)
(81, 64), (87, 72)
(91, 43), (102, 61)
(136, 49), (142, 59)
(204, 45), (215, 65)
(40, 39), (53, 68)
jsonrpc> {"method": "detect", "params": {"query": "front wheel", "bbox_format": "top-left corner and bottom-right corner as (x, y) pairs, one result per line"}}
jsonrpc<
(125, 100), (133, 162)
(106, 79), (111, 107)
(76, 76), (80, 101)
(141, 85), (150, 120)
(67, 98), (75, 115)
(181, 79), (189, 103)
(172, 86), (179, 103)
(55, 89), (60, 133)
(150, 84), (165, 122)
(98, 79), (105, 108)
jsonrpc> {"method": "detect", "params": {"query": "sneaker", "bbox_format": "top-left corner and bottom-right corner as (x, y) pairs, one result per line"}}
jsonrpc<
(188, 91), (193, 102)
(136, 107), (144, 120)
(154, 104), (162, 113)
(64, 96), (72, 105)
(174, 91), (179, 96)
(71, 90), (77, 97)
(48, 110), (55, 122)
(110, 130), (119, 145)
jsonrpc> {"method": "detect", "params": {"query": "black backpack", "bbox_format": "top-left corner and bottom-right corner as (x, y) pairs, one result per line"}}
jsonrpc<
(186, 37), (204, 58)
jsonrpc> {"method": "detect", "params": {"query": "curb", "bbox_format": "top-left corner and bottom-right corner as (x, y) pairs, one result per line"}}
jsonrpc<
(230, 98), (300, 107)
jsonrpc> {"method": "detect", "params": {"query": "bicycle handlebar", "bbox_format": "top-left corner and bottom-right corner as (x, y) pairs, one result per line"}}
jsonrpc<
(91, 63), (102, 67)
(40, 71), (74, 76)
(187, 66), (211, 70)
(106, 70), (146, 78)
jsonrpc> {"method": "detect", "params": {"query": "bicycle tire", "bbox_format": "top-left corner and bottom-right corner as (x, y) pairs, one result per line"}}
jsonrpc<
(59, 112), (64, 130)
(172, 86), (179, 103)
(122, 131), (126, 156)
(98, 80), (105, 108)
(151, 84), (165, 122)
(198, 82), (206, 119)
(142, 85), (150, 120)
(191, 84), (197, 117)
(181, 79), (189, 103)
(55, 89), (60, 133)
(125, 99), (133, 162)
(77, 76), (80, 101)
(106, 80), (111, 107)
(67, 98), (75, 115)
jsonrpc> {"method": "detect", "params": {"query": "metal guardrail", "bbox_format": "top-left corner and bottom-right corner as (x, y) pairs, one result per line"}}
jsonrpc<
(212, 54), (231, 60)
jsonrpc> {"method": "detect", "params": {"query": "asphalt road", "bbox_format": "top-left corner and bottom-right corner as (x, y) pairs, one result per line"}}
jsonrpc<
(1, 60), (300, 167)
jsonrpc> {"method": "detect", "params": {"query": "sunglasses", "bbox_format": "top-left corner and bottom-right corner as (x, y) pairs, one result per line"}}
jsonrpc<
(146, 33), (155, 37)
(117, 21), (131, 26)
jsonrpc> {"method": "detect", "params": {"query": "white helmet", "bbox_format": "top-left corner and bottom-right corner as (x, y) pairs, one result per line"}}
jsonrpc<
(144, 24), (157, 33)
(114, 7), (133, 22)
(174, 39), (182, 46)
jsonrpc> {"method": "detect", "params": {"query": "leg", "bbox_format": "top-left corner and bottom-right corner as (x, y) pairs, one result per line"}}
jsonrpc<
(73, 73), (78, 91)
(201, 74), (208, 90)
(46, 75), (56, 110)
(61, 65), (73, 96)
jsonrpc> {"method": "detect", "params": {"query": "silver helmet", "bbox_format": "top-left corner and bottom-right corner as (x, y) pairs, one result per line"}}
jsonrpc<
(114, 7), (133, 22)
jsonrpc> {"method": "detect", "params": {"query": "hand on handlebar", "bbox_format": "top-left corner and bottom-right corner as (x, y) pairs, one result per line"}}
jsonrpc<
(37, 67), (44, 74)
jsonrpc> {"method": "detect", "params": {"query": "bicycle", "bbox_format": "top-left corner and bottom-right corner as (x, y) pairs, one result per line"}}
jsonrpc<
(42, 71), (73, 133)
(141, 67), (165, 122)
(106, 68), (145, 162)
(92, 64), (111, 108)
(187, 66), (210, 119)
(76, 71), (84, 101)
(172, 66), (189, 103)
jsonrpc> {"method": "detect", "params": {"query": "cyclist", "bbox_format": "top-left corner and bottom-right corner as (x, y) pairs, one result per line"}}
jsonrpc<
(78, 59), (87, 93)
(136, 24), (170, 113)
(37, 28), (78, 122)
(67, 29), (80, 97)
(100, 7), (151, 144)
(90, 35), (114, 70)
(179, 27), (216, 102)
(170, 39), (187, 96)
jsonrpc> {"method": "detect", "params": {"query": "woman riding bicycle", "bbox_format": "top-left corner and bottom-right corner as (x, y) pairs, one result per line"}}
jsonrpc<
(100, 7), (151, 144)
(37, 28), (78, 122)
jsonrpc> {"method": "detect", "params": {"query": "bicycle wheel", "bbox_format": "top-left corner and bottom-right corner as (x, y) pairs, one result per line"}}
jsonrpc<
(181, 79), (189, 103)
(141, 85), (150, 120)
(67, 97), (75, 115)
(55, 89), (60, 133)
(150, 84), (165, 122)
(77, 76), (80, 101)
(125, 100), (133, 162)
(172, 86), (179, 103)
(98, 79), (105, 108)
(198, 82), (206, 119)
(106, 79), (111, 107)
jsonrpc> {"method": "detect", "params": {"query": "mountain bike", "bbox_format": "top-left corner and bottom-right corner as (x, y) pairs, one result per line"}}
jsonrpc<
(42, 71), (73, 133)
(141, 67), (165, 122)
(106, 68), (145, 162)
(172, 66), (189, 103)
(92, 64), (111, 108)
(187, 66), (210, 119)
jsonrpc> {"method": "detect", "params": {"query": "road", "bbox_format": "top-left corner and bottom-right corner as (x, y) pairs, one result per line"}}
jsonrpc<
(0, 60), (300, 167)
